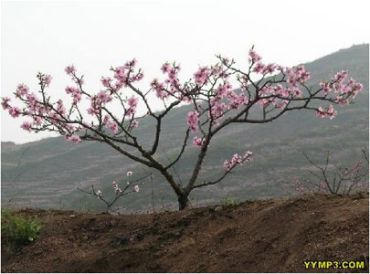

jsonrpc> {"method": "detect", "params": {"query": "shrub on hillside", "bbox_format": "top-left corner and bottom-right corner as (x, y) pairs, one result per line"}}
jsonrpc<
(1, 209), (42, 248)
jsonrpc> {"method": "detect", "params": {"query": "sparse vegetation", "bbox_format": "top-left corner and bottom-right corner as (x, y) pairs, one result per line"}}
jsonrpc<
(220, 197), (240, 208)
(1, 209), (42, 249)
(293, 149), (369, 195)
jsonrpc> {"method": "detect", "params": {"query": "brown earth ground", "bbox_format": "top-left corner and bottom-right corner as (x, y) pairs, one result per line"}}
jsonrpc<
(1, 193), (369, 273)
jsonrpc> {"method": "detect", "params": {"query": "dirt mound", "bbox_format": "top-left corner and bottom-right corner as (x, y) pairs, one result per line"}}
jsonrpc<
(1, 193), (369, 273)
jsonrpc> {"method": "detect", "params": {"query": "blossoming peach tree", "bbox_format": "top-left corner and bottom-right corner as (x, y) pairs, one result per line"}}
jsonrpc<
(2, 47), (363, 210)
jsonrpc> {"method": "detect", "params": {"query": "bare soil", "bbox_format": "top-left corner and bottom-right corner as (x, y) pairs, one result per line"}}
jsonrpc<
(1, 193), (369, 273)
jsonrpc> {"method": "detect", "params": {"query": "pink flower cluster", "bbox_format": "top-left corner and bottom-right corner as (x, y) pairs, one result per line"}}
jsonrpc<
(192, 136), (204, 147)
(253, 61), (279, 75)
(65, 86), (82, 104)
(187, 111), (199, 132)
(15, 84), (29, 98)
(223, 151), (253, 171)
(207, 82), (248, 121)
(1, 47), (364, 153)
(1, 97), (11, 110)
(258, 84), (302, 109)
(127, 96), (138, 116)
(87, 92), (111, 115)
(315, 104), (337, 119)
(319, 70), (363, 105)
(65, 65), (76, 75)
(151, 79), (167, 99)
(20, 121), (33, 132)
(103, 115), (119, 134)
(155, 62), (183, 99)
(249, 49), (262, 63)
(286, 65), (310, 86)
(194, 67), (211, 85)
(66, 135), (81, 144)
(42, 74), (52, 87)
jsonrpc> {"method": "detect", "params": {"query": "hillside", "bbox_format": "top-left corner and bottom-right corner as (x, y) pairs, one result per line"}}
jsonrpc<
(1, 44), (369, 211)
(1, 193), (368, 273)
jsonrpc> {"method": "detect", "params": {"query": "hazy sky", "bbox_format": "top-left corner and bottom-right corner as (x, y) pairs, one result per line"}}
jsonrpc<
(1, 0), (369, 144)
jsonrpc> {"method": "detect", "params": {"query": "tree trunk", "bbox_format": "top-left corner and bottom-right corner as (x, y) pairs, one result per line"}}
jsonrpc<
(178, 194), (189, 210)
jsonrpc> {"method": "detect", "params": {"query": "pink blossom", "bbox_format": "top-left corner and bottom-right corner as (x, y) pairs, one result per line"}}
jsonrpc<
(72, 93), (82, 104)
(16, 84), (29, 97)
(21, 121), (33, 132)
(101, 77), (112, 88)
(127, 96), (138, 109)
(56, 99), (66, 116)
(227, 92), (248, 109)
(262, 63), (277, 74)
(103, 115), (110, 124)
(43, 75), (52, 86)
(216, 82), (233, 98)
(127, 171), (133, 177)
(289, 87), (302, 97)
(1, 97), (11, 110)
(273, 85), (289, 97)
(64, 124), (77, 134)
(193, 136), (204, 147)
(87, 108), (96, 115)
(65, 86), (82, 104)
(253, 62), (265, 73)
(167, 64), (180, 79)
(210, 99), (227, 120)
(65, 86), (79, 94)
(151, 79), (167, 99)
(131, 120), (139, 128)
(66, 135), (82, 144)
(286, 65), (310, 86)
(65, 65), (76, 75)
(194, 67), (210, 85)
(223, 151), (253, 171)
(258, 98), (272, 108)
(113, 66), (127, 83)
(87, 96), (102, 116)
(333, 70), (348, 83)
(107, 120), (119, 134)
(26, 93), (37, 105)
(161, 63), (171, 73)
(125, 58), (137, 69)
(9, 107), (21, 118)
(320, 82), (331, 94)
(33, 116), (43, 126)
(75, 78), (84, 85)
(211, 64), (223, 76)
(186, 111), (199, 132)
(97, 91), (112, 104)
(131, 72), (144, 82)
(249, 49), (261, 63)
(126, 96), (138, 116)
(315, 104), (337, 119)
(274, 99), (288, 109)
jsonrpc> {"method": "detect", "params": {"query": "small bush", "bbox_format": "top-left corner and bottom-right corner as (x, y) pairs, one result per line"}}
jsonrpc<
(1, 209), (42, 248)
(221, 197), (239, 208)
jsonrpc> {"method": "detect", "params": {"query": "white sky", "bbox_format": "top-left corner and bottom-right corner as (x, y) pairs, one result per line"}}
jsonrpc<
(1, 0), (369, 144)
